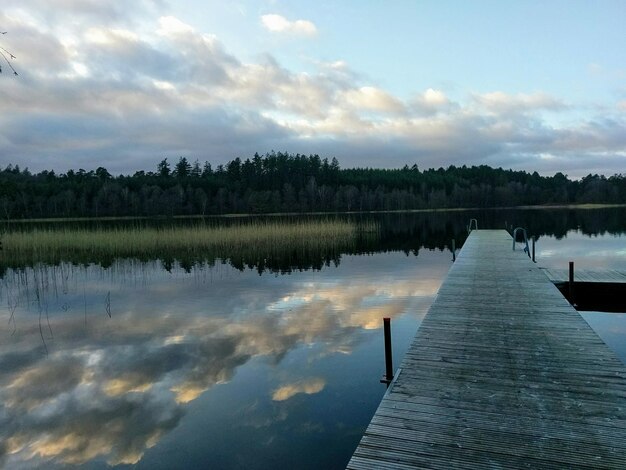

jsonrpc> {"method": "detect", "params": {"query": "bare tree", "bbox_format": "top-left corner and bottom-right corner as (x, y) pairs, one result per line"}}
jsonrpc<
(0, 31), (18, 75)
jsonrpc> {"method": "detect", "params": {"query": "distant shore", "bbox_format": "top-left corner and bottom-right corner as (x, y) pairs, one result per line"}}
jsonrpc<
(2, 203), (625, 224)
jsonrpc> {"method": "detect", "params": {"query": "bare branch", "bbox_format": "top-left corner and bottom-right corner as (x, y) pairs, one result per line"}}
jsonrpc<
(0, 46), (16, 59)
(0, 31), (18, 75)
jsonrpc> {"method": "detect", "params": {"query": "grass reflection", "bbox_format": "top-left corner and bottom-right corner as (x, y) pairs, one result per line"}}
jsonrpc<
(0, 219), (378, 272)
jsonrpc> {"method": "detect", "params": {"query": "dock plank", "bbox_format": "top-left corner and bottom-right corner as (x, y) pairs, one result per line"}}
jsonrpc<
(347, 230), (626, 469)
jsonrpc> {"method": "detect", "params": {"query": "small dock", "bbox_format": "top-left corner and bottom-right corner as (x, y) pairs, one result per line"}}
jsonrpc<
(348, 230), (626, 469)
(541, 267), (626, 312)
(541, 268), (626, 284)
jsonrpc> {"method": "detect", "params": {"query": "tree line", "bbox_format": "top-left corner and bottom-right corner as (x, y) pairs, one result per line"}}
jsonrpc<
(1, 152), (625, 219)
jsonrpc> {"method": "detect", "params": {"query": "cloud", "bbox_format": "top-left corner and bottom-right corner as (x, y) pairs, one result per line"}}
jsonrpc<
(3, 0), (164, 26)
(342, 86), (405, 114)
(272, 378), (325, 401)
(472, 91), (567, 115)
(261, 14), (317, 36)
(410, 88), (453, 115)
(0, 4), (624, 178)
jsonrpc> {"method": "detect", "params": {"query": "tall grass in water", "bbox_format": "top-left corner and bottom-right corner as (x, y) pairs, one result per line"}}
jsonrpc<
(1, 219), (378, 269)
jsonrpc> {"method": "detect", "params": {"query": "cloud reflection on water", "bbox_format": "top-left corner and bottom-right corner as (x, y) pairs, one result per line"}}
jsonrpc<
(0, 253), (442, 468)
(272, 378), (326, 401)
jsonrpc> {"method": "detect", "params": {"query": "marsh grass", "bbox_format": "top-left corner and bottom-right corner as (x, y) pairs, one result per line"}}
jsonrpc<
(1, 219), (378, 270)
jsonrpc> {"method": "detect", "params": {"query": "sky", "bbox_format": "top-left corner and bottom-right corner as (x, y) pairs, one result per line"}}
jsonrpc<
(0, 0), (624, 178)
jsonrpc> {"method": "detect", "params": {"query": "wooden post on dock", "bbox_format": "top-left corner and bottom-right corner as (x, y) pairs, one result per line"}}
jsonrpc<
(532, 236), (536, 263)
(452, 239), (456, 262)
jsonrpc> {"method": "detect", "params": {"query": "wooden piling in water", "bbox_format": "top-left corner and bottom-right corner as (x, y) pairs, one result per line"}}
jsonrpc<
(381, 318), (393, 384)
(569, 261), (575, 303)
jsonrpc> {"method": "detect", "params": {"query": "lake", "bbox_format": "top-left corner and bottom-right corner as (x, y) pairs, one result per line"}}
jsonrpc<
(1, 208), (625, 469)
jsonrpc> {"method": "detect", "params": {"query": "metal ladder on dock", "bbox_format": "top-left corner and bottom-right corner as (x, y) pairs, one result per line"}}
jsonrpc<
(467, 218), (478, 233)
(512, 227), (531, 258)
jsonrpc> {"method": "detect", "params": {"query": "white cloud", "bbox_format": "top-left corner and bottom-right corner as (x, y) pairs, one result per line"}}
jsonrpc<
(157, 15), (195, 37)
(472, 91), (566, 114)
(261, 14), (317, 36)
(410, 88), (454, 115)
(423, 88), (448, 106)
(0, 4), (624, 178)
(85, 27), (139, 45)
(343, 86), (405, 114)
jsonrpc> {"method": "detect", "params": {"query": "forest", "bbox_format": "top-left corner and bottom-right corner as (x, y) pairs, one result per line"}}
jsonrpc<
(0, 152), (625, 219)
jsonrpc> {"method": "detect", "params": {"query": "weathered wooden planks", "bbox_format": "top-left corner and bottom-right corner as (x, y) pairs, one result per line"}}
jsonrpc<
(348, 230), (626, 469)
(541, 268), (626, 283)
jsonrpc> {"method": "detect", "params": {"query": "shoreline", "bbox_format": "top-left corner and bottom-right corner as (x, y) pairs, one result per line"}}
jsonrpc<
(2, 203), (625, 224)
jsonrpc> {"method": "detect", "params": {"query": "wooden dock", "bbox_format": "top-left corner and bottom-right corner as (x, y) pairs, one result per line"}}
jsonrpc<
(348, 230), (626, 469)
(541, 268), (626, 284)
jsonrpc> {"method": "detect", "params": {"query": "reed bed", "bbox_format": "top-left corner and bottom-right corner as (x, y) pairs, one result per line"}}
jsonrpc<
(1, 219), (378, 267)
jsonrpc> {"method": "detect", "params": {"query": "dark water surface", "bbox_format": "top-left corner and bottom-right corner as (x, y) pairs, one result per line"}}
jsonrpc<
(1, 208), (625, 469)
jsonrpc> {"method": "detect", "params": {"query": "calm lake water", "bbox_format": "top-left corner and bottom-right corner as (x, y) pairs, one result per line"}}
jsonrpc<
(1, 208), (625, 469)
